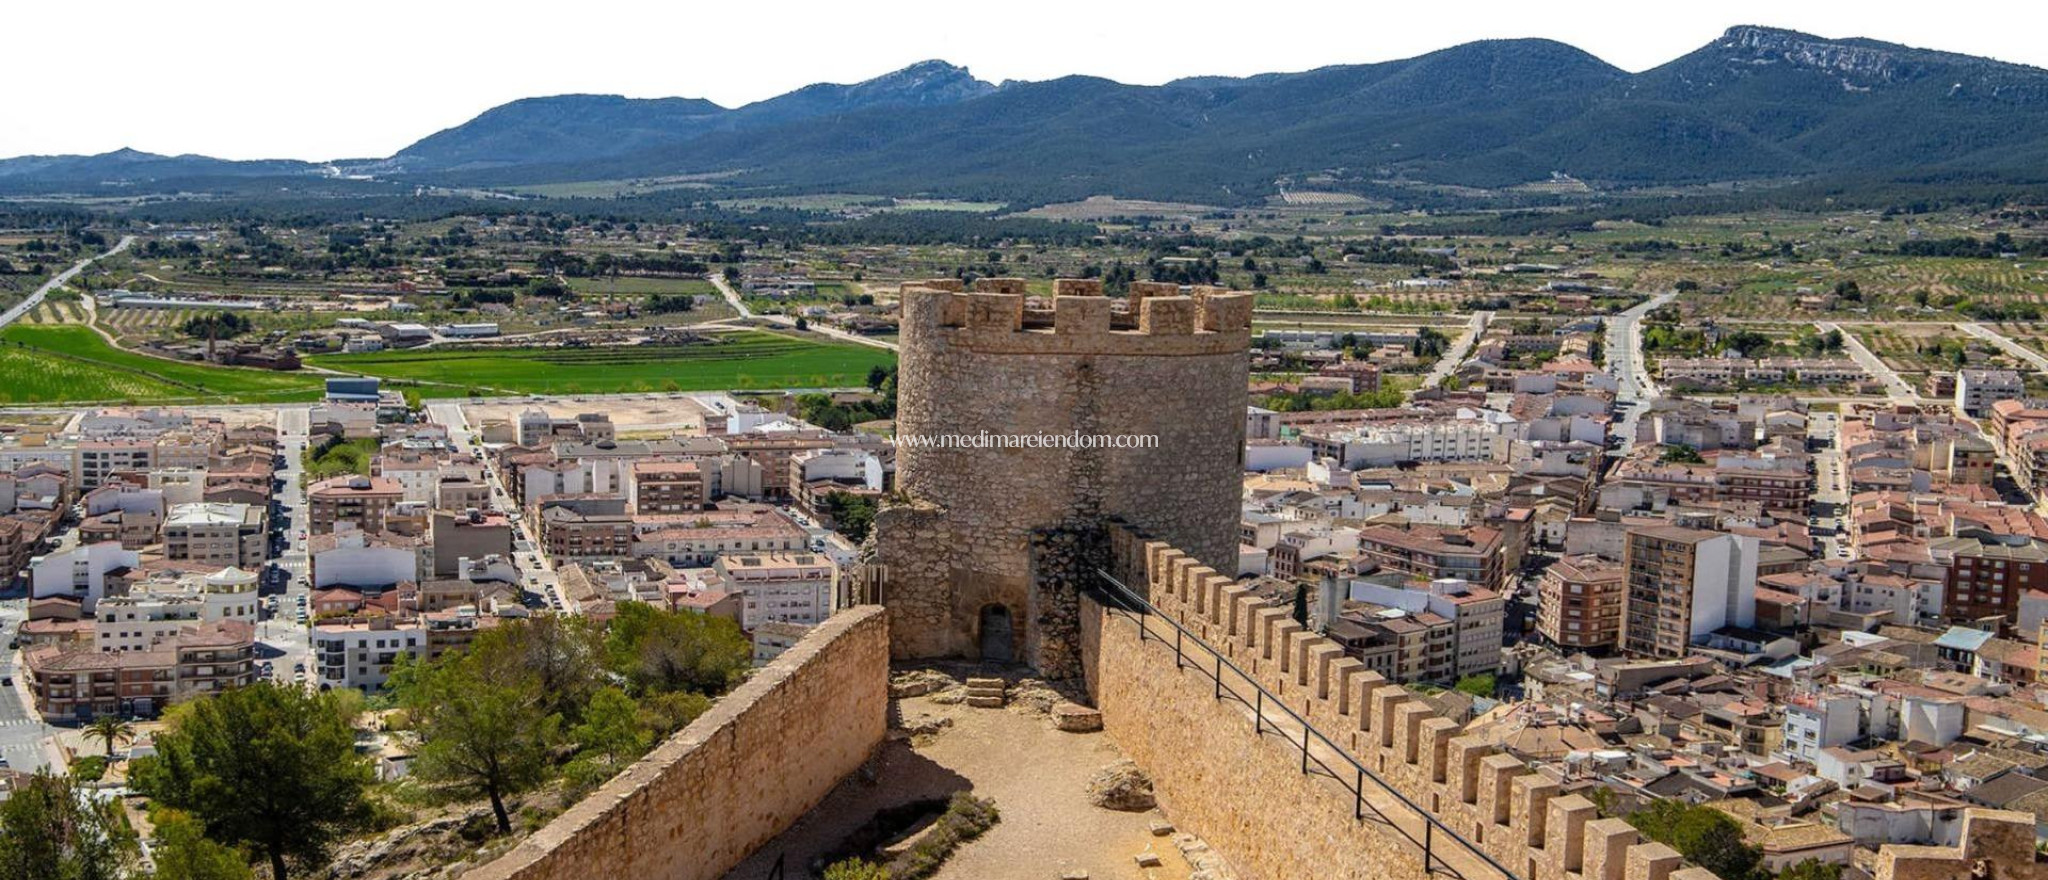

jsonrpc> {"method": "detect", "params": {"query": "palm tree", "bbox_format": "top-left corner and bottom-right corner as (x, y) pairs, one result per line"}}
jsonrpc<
(84, 715), (136, 761)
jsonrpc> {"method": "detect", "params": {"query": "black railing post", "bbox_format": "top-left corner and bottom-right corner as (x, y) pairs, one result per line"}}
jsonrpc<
(1175, 627), (1183, 670)
(1301, 718), (1311, 774)
(1424, 820), (1435, 875)
(1214, 652), (1222, 700)
(1355, 767), (1365, 821)
(1254, 689), (1262, 736)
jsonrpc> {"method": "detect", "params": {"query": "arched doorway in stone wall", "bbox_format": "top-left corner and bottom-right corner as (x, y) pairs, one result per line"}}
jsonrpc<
(978, 604), (1014, 663)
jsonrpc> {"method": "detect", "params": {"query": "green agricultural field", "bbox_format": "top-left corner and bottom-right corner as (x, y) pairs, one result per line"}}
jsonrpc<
(0, 343), (193, 402)
(0, 324), (329, 404)
(566, 276), (720, 296)
(309, 331), (895, 395)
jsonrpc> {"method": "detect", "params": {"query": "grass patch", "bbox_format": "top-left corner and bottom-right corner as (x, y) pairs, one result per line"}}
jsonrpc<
(0, 324), (328, 404)
(304, 436), (380, 481)
(308, 330), (895, 395)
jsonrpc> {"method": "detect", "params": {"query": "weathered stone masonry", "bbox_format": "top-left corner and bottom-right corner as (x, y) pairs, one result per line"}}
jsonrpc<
(1083, 529), (2045, 880)
(864, 277), (1253, 676)
(465, 606), (888, 880)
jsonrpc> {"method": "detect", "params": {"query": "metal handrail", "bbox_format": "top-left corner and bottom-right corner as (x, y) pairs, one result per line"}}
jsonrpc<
(1090, 568), (1522, 880)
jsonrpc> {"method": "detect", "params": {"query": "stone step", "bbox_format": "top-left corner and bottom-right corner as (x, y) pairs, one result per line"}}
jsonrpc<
(965, 695), (1006, 708)
(964, 677), (1006, 689)
(1052, 703), (1103, 733)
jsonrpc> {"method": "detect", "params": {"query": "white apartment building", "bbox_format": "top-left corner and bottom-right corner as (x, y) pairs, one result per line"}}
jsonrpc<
(312, 620), (425, 691)
(92, 567), (262, 654)
(713, 552), (838, 629)
(28, 542), (140, 610)
(95, 595), (203, 653)
(77, 440), (154, 490)
(164, 502), (266, 568)
(1782, 690), (1862, 764)
(1304, 418), (1507, 469)
(1956, 369), (2023, 417)
(191, 566), (262, 624)
(1343, 576), (1505, 679)
(376, 453), (447, 505)
(309, 529), (422, 589)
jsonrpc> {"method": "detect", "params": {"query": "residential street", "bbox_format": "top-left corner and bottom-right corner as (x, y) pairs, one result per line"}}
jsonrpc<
(264, 405), (314, 688)
(1960, 323), (2048, 372)
(1809, 410), (1851, 564)
(0, 598), (52, 771)
(1607, 291), (1678, 452)
(426, 402), (567, 611)
(1421, 311), (1489, 389)
(1820, 321), (1919, 404)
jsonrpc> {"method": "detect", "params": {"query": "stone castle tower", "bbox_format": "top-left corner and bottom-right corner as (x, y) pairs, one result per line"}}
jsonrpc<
(862, 277), (1252, 676)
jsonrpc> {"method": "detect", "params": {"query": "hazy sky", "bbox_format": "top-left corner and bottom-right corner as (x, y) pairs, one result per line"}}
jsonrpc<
(12, 0), (2048, 161)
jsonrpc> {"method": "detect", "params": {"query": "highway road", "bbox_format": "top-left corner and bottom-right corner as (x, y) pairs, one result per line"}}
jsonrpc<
(0, 235), (134, 329)
(1421, 311), (1489, 390)
(1820, 321), (1920, 404)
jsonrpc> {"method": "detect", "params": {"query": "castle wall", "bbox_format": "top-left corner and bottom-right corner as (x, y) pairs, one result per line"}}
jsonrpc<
(1874, 810), (2048, 880)
(881, 279), (1252, 670)
(1084, 526), (2048, 880)
(1083, 529), (1700, 880)
(464, 606), (889, 880)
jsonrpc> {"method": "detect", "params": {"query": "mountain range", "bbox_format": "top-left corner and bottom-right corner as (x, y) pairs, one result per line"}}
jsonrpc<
(8, 26), (2048, 206)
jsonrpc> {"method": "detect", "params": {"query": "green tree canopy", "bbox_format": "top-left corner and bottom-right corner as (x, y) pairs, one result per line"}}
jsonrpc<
(180, 311), (252, 342)
(149, 809), (255, 880)
(1625, 799), (1763, 880)
(0, 770), (136, 880)
(403, 647), (561, 834)
(565, 686), (654, 787)
(131, 683), (372, 880)
(1778, 859), (1843, 880)
(603, 601), (752, 697)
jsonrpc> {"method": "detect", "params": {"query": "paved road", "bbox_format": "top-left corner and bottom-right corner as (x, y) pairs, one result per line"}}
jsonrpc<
(1960, 323), (2048, 372)
(1420, 311), (1489, 390)
(1809, 411), (1852, 564)
(1608, 291), (1678, 451)
(263, 406), (314, 689)
(1820, 321), (1919, 404)
(0, 598), (52, 771)
(708, 272), (754, 319)
(708, 274), (899, 352)
(426, 402), (568, 612)
(0, 235), (135, 329)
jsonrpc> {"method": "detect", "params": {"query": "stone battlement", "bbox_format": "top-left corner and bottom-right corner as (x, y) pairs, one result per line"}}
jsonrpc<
(1086, 524), (2045, 880)
(899, 278), (1253, 355)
